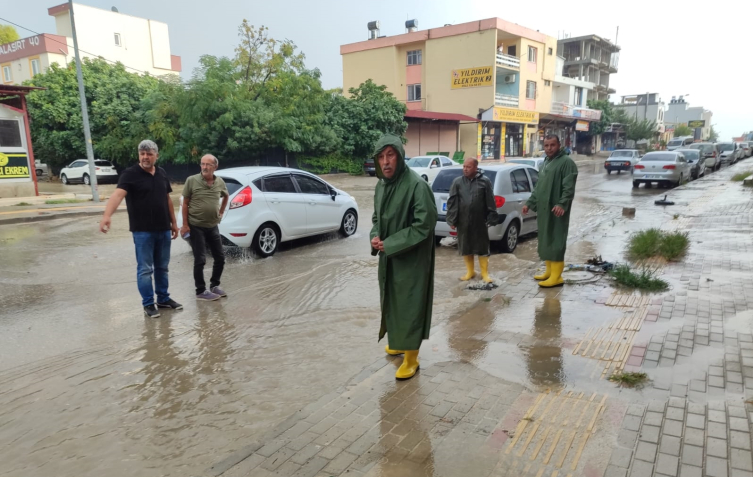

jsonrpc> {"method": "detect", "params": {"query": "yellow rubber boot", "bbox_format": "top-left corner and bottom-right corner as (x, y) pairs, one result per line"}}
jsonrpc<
(479, 256), (493, 283)
(395, 350), (420, 380)
(538, 261), (565, 288)
(385, 345), (404, 356)
(534, 261), (552, 281)
(459, 256), (476, 281)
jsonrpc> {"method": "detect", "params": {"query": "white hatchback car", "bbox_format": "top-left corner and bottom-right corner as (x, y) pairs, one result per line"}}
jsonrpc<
(60, 159), (118, 185)
(406, 155), (459, 183)
(178, 167), (359, 257)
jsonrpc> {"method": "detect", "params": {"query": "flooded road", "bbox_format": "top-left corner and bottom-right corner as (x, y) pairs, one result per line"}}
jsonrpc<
(0, 162), (671, 476)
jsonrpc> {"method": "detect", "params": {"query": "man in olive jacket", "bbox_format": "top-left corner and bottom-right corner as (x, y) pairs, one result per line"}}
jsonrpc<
(370, 134), (437, 380)
(523, 135), (578, 287)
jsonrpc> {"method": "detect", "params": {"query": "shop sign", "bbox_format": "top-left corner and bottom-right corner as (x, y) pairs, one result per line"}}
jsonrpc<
(687, 120), (706, 128)
(0, 152), (31, 179)
(492, 107), (539, 124)
(576, 120), (590, 132)
(451, 66), (493, 89)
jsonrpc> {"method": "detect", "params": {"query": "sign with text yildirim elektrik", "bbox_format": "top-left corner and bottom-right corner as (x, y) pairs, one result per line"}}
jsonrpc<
(492, 107), (539, 124)
(451, 66), (493, 89)
(0, 152), (31, 179)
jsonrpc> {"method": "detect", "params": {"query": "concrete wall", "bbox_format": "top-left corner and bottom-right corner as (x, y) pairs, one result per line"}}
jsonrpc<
(0, 106), (35, 198)
(404, 121), (458, 157)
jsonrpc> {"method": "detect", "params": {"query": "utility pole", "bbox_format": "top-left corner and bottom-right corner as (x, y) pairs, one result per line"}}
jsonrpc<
(69, 0), (99, 202)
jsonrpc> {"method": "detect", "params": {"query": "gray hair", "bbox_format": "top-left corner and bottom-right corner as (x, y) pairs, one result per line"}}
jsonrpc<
(138, 139), (159, 154)
(201, 154), (219, 167)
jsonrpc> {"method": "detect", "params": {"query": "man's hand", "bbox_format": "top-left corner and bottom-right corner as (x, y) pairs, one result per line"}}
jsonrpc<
(522, 205), (529, 215)
(100, 216), (111, 233)
(180, 224), (190, 237)
(552, 205), (565, 217)
(171, 224), (179, 240)
(371, 236), (385, 252)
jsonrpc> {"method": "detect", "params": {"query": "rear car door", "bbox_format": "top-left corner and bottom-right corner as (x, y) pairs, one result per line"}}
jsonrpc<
(432, 169), (463, 220)
(261, 173), (307, 237)
(292, 173), (339, 234)
(509, 168), (533, 233)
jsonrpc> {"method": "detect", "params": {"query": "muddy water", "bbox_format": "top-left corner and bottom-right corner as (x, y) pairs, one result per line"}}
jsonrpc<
(0, 166), (657, 476)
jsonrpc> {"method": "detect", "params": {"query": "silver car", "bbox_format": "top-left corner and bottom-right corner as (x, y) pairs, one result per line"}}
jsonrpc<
(604, 149), (641, 174)
(718, 143), (739, 165)
(507, 158), (545, 170)
(737, 142), (752, 158)
(687, 142), (721, 171)
(632, 151), (692, 188)
(432, 164), (538, 253)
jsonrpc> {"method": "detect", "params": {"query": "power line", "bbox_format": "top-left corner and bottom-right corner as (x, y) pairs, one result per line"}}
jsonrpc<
(0, 16), (157, 76)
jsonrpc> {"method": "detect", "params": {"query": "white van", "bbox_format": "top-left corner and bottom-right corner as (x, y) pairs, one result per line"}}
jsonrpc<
(667, 136), (694, 151)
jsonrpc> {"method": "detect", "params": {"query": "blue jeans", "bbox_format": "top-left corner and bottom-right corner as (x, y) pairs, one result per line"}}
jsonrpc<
(132, 231), (172, 306)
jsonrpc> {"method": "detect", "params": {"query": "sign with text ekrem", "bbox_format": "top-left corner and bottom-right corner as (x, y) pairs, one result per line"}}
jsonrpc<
(0, 152), (31, 179)
(451, 66), (493, 89)
(492, 107), (539, 124)
(687, 120), (706, 128)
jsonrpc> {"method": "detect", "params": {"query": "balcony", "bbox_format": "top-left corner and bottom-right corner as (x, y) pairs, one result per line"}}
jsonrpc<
(495, 53), (520, 70)
(495, 93), (519, 108)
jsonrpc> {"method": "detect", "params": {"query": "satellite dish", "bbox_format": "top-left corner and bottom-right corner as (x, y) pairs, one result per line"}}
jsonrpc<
(111, 6), (119, 12)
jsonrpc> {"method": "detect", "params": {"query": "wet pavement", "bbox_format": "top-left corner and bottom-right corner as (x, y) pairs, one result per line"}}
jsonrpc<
(3, 158), (753, 477)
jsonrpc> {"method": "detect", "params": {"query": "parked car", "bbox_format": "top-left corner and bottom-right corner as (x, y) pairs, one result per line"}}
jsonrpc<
(667, 136), (694, 151)
(676, 149), (706, 180)
(405, 155), (459, 183)
(34, 159), (48, 177)
(363, 158), (376, 177)
(737, 142), (752, 158)
(717, 143), (739, 165)
(604, 149), (641, 174)
(432, 164), (538, 253)
(632, 151), (692, 188)
(686, 142), (721, 171)
(60, 159), (118, 185)
(508, 158), (545, 170)
(177, 167), (358, 257)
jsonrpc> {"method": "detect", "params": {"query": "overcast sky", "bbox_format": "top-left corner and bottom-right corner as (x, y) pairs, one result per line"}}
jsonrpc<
(5, 0), (750, 139)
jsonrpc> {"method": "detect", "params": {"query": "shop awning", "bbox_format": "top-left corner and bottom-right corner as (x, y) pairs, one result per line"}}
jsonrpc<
(405, 110), (478, 122)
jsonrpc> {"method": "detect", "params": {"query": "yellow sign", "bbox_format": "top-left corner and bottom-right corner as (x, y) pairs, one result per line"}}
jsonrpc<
(492, 107), (539, 124)
(576, 120), (590, 131)
(451, 66), (493, 89)
(687, 120), (706, 128)
(0, 152), (31, 179)
(0, 152), (8, 167)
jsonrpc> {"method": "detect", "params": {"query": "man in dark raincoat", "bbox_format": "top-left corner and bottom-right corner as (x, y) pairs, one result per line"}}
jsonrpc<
(370, 134), (437, 380)
(445, 158), (500, 283)
(523, 135), (578, 287)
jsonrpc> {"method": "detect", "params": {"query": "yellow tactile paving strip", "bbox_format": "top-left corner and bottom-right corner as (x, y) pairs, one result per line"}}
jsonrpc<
(496, 390), (608, 476)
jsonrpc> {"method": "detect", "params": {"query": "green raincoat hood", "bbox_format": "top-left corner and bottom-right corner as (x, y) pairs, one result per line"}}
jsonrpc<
(372, 134), (407, 183)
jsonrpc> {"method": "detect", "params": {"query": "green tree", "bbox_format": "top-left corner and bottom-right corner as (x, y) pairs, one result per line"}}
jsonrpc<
(0, 24), (19, 44)
(673, 124), (693, 137)
(626, 119), (657, 142)
(586, 99), (614, 135)
(613, 107), (632, 125)
(708, 126), (719, 142)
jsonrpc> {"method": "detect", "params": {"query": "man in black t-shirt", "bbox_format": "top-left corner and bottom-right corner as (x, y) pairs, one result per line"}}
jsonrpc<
(100, 140), (182, 318)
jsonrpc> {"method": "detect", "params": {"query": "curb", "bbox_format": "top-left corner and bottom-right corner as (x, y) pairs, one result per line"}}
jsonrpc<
(0, 209), (103, 226)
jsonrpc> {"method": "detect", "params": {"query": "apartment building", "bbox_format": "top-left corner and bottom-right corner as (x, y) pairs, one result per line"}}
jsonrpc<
(1, 2), (181, 85)
(341, 18), (558, 160)
(665, 96), (713, 141)
(558, 34), (619, 102)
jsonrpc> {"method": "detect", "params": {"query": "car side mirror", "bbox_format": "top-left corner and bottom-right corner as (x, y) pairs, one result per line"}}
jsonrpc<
(330, 188), (337, 201)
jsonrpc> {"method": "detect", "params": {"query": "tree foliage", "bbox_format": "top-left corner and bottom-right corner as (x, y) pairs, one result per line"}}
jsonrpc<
(626, 119), (657, 142)
(673, 124), (693, 137)
(708, 126), (719, 142)
(0, 25), (19, 44)
(586, 99), (614, 136)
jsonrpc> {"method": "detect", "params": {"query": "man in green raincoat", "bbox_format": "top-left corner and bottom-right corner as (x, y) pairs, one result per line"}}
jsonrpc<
(522, 135), (578, 287)
(446, 158), (500, 283)
(370, 134), (437, 380)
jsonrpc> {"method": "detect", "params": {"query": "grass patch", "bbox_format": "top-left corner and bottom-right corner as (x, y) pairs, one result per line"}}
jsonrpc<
(44, 198), (87, 205)
(628, 228), (689, 261)
(14, 202), (32, 206)
(731, 170), (753, 181)
(610, 264), (669, 291)
(609, 372), (649, 387)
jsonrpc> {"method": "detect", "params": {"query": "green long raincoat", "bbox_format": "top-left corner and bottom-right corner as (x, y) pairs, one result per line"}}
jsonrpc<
(370, 134), (437, 351)
(445, 171), (500, 256)
(525, 148), (578, 262)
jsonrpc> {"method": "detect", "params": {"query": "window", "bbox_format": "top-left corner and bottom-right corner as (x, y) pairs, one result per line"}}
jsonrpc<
(407, 84), (421, 102)
(528, 46), (537, 63)
(114, 33), (121, 47)
(511, 169), (531, 193)
(431, 158), (440, 168)
(574, 87), (583, 105)
(1, 64), (11, 83)
(263, 174), (297, 193)
(548, 47), (553, 56)
(527, 169), (539, 188)
(94, 160), (114, 167)
(440, 157), (453, 167)
(294, 175), (329, 195)
(0, 119), (23, 147)
(526, 81), (537, 100)
(544, 80), (551, 86)
(223, 178), (244, 196)
(406, 49), (422, 65)
(29, 57), (41, 76)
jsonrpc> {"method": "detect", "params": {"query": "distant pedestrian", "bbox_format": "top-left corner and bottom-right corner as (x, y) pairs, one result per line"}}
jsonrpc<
(180, 154), (229, 301)
(100, 140), (182, 318)
(522, 135), (578, 287)
(371, 134), (437, 380)
(445, 158), (500, 283)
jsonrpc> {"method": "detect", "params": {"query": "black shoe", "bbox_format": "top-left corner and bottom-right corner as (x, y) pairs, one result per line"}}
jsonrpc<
(157, 299), (183, 310)
(144, 305), (161, 318)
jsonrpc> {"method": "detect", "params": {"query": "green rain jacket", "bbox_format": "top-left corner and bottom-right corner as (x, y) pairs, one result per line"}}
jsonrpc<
(525, 148), (578, 262)
(445, 170), (500, 256)
(370, 134), (437, 351)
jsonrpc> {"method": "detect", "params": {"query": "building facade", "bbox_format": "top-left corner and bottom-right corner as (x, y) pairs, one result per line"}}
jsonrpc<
(1, 2), (180, 85)
(614, 93), (668, 148)
(665, 96), (712, 141)
(558, 34), (619, 102)
(340, 18), (561, 160)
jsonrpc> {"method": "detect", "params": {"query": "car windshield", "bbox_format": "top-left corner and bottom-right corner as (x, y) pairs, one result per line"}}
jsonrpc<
(406, 157), (432, 167)
(641, 153), (677, 162)
(679, 150), (699, 161)
(687, 144), (704, 150)
(610, 151), (633, 157)
(94, 160), (113, 167)
(718, 143), (734, 152)
(668, 140), (683, 147)
(431, 169), (497, 193)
